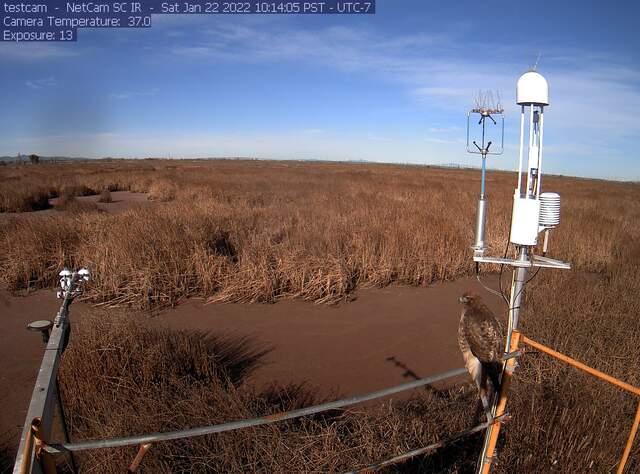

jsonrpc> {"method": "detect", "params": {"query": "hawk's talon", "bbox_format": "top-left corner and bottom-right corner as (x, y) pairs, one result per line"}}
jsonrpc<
(502, 350), (522, 361)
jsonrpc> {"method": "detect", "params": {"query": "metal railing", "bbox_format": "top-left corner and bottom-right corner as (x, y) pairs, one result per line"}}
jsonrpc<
(14, 268), (89, 474)
(42, 367), (468, 454)
(16, 351), (475, 472)
(517, 332), (640, 474)
(477, 330), (640, 474)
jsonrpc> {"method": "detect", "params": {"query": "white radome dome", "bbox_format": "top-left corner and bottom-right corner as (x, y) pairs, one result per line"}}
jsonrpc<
(516, 71), (549, 106)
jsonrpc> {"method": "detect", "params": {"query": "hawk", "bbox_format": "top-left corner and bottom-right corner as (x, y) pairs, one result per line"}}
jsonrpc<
(457, 293), (504, 421)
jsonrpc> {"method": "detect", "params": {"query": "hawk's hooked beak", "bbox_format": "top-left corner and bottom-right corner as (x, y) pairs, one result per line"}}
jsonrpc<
(459, 295), (469, 304)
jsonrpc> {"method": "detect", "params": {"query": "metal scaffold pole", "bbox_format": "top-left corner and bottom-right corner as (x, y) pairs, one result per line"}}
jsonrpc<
(477, 247), (528, 474)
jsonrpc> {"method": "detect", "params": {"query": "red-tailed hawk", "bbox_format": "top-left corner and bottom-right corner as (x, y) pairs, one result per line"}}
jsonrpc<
(457, 293), (504, 421)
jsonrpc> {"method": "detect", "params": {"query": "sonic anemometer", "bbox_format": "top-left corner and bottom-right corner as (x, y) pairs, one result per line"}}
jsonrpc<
(466, 90), (505, 252)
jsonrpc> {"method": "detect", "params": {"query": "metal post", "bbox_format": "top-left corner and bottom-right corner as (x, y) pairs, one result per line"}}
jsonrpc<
(127, 444), (152, 473)
(506, 248), (528, 348)
(17, 421), (36, 474)
(526, 104), (534, 195)
(516, 106), (525, 195)
(55, 380), (77, 473)
(474, 196), (488, 252)
(536, 107), (545, 197)
(477, 247), (528, 474)
(616, 399), (640, 474)
(31, 419), (57, 474)
(478, 331), (521, 474)
(474, 154), (488, 253)
(480, 154), (487, 198)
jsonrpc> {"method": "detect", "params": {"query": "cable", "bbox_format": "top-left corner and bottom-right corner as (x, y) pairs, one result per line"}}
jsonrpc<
(498, 238), (511, 306)
(508, 259), (542, 312)
(474, 239), (511, 306)
(475, 262), (503, 299)
(525, 266), (541, 285)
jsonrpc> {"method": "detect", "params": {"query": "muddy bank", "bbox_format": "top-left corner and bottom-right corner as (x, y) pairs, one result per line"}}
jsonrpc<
(0, 191), (153, 222)
(48, 191), (153, 214)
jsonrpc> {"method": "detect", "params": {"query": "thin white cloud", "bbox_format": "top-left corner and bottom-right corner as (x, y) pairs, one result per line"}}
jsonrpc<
(425, 137), (463, 144)
(159, 20), (640, 142)
(25, 77), (57, 89)
(0, 43), (79, 60)
(108, 88), (159, 100)
(366, 133), (391, 142)
(428, 126), (463, 133)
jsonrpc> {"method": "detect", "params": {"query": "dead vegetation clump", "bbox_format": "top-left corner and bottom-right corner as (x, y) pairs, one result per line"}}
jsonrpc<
(97, 188), (113, 203)
(148, 179), (177, 202)
(54, 193), (98, 213)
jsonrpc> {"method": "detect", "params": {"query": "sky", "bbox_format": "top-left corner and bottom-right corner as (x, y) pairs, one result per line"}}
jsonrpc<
(1, 0), (639, 180)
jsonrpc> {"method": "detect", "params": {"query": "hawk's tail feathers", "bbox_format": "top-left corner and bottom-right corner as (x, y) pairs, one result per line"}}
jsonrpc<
(486, 361), (502, 406)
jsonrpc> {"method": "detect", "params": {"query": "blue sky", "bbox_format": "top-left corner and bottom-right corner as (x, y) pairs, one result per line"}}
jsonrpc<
(1, 0), (639, 179)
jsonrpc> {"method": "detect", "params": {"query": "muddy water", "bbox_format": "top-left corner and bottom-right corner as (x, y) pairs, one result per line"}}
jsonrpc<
(156, 276), (504, 396)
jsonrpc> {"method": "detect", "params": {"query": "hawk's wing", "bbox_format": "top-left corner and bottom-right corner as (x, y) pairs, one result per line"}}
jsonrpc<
(461, 309), (503, 364)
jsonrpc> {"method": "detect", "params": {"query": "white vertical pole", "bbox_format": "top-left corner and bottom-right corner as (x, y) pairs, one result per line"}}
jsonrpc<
(536, 107), (544, 197)
(527, 105), (534, 197)
(516, 106), (525, 195)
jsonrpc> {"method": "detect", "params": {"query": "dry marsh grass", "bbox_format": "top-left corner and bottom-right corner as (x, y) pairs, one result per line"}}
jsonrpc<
(2, 159), (639, 472)
(0, 160), (637, 308)
(2, 161), (506, 306)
